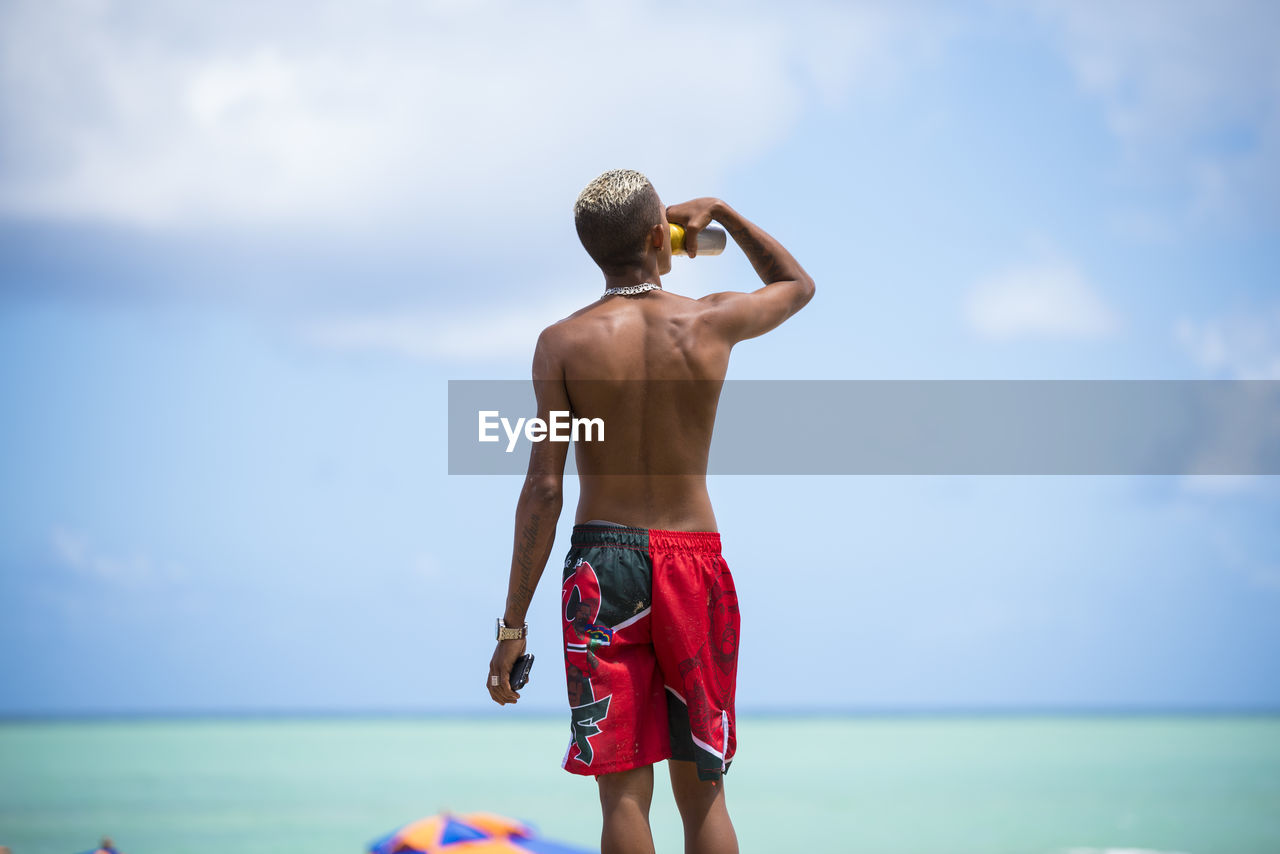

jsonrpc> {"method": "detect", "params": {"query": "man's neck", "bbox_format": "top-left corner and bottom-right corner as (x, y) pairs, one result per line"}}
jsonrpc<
(601, 261), (662, 294)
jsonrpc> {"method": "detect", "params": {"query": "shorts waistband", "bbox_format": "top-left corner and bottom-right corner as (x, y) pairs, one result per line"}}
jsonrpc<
(571, 524), (722, 555)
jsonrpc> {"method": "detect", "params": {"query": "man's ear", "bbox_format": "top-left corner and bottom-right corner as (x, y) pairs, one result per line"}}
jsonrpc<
(650, 222), (667, 248)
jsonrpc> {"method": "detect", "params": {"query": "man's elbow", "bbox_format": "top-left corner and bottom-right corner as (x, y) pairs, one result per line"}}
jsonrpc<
(523, 475), (563, 507)
(794, 274), (816, 310)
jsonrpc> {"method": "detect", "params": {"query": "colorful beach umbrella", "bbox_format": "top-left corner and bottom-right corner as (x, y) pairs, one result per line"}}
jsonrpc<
(368, 811), (596, 854)
(75, 839), (122, 854)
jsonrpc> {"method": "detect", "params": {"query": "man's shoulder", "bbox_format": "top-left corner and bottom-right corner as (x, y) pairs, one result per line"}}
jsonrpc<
(537, 289), (720, 351)
(538, 302), (594, 343)
(533, 301), (601, 361)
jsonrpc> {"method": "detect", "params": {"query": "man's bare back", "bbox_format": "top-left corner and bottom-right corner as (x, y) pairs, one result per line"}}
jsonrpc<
(526, 196), (814, 535)
(541, 289), (730, 531)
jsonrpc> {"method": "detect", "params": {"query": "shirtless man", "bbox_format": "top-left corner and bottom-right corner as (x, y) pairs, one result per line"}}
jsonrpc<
(486, 169), (814, 854)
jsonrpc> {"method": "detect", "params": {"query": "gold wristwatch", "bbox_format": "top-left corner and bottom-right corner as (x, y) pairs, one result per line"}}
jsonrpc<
(496, 618), (528, 641)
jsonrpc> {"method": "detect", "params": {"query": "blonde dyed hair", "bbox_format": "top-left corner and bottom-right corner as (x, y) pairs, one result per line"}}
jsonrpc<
(573, 169), (664, 271)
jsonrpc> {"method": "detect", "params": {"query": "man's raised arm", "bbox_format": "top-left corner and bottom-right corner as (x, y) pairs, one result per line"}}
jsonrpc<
(485, 329), (571, 705)
(667, 197), (816, 342)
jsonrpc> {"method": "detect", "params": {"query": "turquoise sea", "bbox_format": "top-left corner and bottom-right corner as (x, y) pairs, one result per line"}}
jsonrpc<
(2, 714), (1278, 854)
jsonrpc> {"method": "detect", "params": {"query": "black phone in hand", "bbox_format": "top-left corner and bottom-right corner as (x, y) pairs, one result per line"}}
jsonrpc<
(509, 654), (534, 690)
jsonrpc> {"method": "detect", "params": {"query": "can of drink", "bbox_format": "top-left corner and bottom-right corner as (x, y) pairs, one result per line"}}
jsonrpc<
(669, 223), (727, 257)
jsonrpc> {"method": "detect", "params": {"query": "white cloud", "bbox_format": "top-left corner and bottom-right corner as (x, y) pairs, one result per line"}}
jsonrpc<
(302, 293), (586, 363)
(1176, 307), (1280, 380)
(1173, 307), (1280, 492)
(1172, 307), (1280, 496)
(966, 260), (1116, 340)
(1036, 0), (1280, 226)
(50, 526), (187, 586)
(0, 0), (928, 231)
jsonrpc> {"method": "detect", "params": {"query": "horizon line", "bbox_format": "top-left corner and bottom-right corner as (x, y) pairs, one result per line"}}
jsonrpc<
(4, 702), (1280, 724)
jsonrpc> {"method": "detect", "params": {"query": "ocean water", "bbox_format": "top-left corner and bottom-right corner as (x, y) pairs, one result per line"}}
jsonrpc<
(1, 714), (1278, 854)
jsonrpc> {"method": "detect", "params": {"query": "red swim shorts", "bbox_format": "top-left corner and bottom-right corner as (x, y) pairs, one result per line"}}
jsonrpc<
(560, 523), (739, 782)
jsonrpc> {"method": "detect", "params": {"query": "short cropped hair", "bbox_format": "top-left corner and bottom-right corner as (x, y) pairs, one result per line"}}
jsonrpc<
(573, 169), (664, 270)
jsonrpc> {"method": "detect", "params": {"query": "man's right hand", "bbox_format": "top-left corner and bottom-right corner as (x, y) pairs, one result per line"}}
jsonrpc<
(666, 197), (723, 259)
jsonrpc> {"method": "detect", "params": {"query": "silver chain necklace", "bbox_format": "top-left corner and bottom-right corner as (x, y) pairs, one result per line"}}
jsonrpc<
(603, 282), (662, 296)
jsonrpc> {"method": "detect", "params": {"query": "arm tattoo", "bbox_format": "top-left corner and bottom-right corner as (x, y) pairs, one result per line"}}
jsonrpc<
(514, 512), (541, 606)
(726, 222), (790, 284)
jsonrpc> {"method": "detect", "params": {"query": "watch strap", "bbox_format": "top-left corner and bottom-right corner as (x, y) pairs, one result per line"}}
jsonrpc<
(496, 618), (528, 640)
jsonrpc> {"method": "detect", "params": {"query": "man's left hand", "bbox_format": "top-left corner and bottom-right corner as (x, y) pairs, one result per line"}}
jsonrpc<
(487, 638), (527, 705)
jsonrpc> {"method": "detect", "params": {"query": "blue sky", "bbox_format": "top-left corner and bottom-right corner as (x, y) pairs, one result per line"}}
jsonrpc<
(1, 0), (1278, 715)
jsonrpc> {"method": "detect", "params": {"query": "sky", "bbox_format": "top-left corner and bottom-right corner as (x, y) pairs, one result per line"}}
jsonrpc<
(1, 0), (1278, 716)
